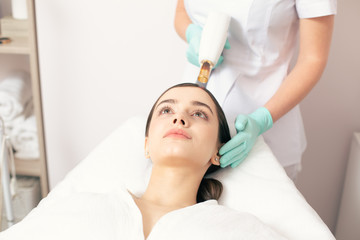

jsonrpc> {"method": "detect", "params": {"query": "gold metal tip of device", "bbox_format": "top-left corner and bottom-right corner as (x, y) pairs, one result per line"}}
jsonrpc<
(197, 75), (208, 84)
(197, 61), (213, 84)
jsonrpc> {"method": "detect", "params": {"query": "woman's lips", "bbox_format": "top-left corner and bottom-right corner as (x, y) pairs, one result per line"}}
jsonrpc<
(164, 128), (192, 139)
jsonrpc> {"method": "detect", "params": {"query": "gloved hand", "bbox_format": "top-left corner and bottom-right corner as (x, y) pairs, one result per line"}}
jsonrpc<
(219, 107), (273, 168)
(185, 24), (230, 68)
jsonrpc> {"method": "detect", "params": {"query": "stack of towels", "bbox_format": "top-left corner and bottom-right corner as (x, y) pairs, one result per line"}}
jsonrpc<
(0, 71), (39, 160)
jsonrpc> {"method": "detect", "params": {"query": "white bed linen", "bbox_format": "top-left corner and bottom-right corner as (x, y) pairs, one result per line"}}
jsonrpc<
(0, 116), (335, 239)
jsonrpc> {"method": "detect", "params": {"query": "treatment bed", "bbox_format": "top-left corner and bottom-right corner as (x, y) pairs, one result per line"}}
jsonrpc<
(0, 116), (335, 239)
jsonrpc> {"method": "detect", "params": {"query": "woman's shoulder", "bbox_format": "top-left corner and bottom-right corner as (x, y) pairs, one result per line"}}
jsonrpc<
(199, 200), (261, 221)
(189, 201), (287, 239)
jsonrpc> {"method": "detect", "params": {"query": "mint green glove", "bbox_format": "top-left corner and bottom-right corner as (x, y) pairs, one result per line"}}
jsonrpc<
(185, 24), (230, 68)
(219, 107), (273, 168)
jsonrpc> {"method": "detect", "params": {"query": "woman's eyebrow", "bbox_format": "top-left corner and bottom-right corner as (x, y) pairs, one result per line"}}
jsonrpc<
(155, 99), (176, 109)
(191, 101), (213, 115)
(156, 99), (213, 115)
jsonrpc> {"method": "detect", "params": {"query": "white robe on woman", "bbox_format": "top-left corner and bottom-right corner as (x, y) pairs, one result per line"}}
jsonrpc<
(0, 187), (286, 240)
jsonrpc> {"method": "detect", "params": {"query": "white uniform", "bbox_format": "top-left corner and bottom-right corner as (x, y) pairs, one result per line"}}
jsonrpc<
(182, 0), (337, 167)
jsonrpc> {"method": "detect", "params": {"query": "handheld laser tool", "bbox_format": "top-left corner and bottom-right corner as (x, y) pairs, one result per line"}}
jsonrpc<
(196, 11), (231, 88)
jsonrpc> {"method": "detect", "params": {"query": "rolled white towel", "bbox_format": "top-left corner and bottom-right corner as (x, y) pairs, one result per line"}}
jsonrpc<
(0, 71), (32, 123)
(5, 98), (34, 134)
(5, 114), (25, 135)
(10, 115), (39, 160)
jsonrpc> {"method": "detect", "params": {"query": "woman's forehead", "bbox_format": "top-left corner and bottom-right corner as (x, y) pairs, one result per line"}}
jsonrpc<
(159, 87), (214, 106)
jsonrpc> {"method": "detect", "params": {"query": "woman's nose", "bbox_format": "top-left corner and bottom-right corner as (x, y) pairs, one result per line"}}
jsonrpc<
(173, 114), (188, 126)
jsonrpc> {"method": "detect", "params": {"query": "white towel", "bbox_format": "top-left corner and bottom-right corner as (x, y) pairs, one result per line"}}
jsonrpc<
(0, 71), (32, 125)
(5, 99), (34, 134)
(10, 115), (39, 160)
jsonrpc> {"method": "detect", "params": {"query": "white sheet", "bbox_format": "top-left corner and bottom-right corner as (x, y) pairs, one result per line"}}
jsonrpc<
(0, 116), (335, 239)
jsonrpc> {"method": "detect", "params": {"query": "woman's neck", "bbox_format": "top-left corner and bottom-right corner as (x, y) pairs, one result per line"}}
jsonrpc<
(132, 162), (209, 239)
(139, 165), (204, 208)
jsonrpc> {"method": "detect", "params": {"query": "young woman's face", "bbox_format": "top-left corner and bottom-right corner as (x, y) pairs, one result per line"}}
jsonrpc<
(145, 87), (220, 171)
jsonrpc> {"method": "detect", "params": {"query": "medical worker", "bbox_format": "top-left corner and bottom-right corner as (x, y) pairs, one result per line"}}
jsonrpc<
(174, 0), (336, 180)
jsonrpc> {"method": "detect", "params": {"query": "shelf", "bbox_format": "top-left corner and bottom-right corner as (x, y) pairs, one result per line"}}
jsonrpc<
(0, 35), (30, 54)
(14, 157), (41, 176)
(0, 0), (49, 198)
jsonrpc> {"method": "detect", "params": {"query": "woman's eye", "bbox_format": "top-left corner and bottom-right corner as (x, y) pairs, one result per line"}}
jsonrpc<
(193, 111), (208, 120)
(159, 106), (173, 115)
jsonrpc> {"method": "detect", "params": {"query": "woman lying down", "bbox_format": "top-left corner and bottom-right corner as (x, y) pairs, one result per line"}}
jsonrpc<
(0, 83), (286, 240)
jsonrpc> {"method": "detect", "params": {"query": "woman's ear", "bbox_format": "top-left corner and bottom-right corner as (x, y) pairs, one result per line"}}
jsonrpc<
(210, 151), (220, 166)
(144, 137), (150, 159)
(210, 143), (224, 165)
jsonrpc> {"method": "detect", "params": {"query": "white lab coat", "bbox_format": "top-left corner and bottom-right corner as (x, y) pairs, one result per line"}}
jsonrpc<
(181, 0), (337, 167)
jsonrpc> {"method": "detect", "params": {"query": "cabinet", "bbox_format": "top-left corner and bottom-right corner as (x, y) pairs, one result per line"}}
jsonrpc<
(0, 0), (48, 197)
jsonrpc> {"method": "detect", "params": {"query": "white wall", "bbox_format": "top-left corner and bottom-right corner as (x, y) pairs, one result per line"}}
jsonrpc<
(35, 0), (186, 188)
(297, 0), (360, 232)
(34, 0), (360, 234)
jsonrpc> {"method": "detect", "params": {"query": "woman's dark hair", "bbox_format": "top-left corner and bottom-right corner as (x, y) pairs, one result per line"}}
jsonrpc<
(145, 83), (231, 203)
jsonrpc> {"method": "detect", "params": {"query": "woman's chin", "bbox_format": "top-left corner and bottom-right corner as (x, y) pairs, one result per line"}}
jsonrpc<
(152, 148), (194, 164)
(161, 148), (191, 159)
